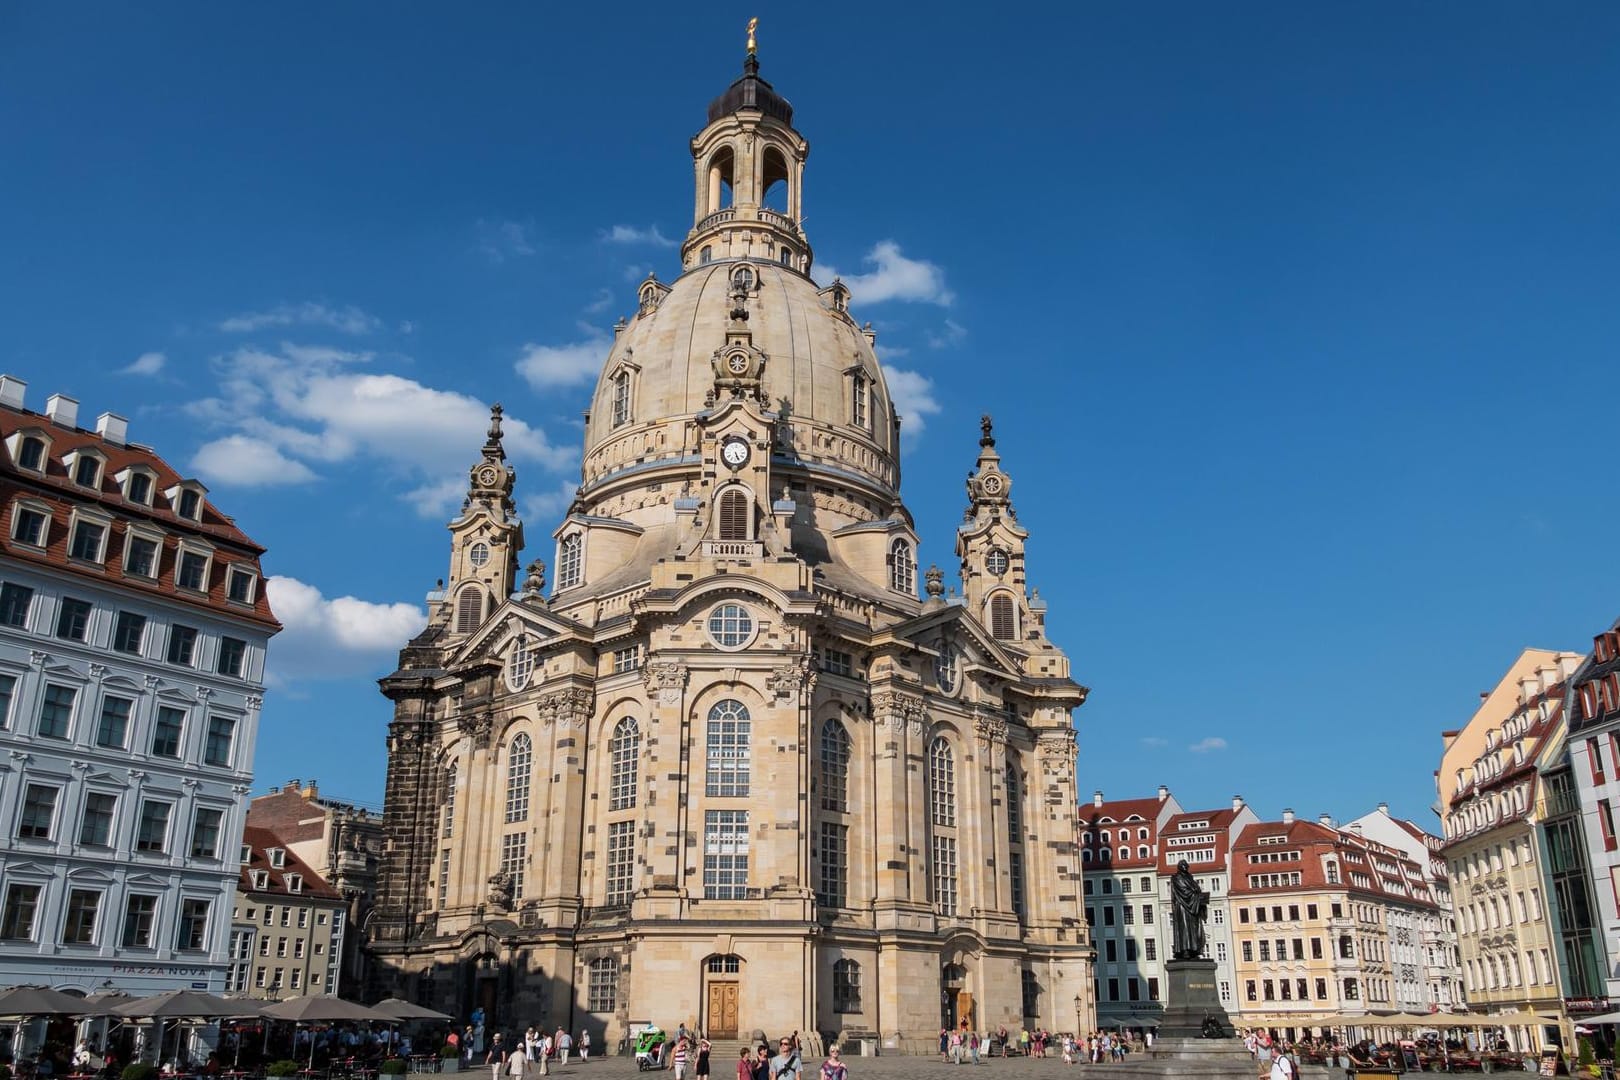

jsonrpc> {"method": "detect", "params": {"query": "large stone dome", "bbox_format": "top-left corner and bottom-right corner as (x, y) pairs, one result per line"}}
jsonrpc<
(579, 257), (900, 516)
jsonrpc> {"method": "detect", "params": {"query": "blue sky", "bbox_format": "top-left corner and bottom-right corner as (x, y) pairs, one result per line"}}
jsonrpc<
(3, 4), (1618, 827)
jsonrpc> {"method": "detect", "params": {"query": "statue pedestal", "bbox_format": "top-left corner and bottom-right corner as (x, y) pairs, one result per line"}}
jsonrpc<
(1156, 958), (1235, 1040)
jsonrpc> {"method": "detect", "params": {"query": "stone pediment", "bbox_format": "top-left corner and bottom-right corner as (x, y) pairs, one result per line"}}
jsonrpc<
(885, 605), (1023, 683)
(449, 600), (583, 668)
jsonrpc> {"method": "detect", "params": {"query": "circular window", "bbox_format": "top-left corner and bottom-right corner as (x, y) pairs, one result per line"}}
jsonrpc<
(707, 603), (755, 649)
(935, 641), (959, 695)
(985, 548), (1009, 577)
(506, 635), (534, 691)
(469, 542), (490, 569)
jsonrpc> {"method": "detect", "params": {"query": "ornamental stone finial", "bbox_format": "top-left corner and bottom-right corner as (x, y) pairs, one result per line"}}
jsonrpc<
(746, 17), (759, 55)
(522, 560), (546, 598)
(980, 414), (995, 448)
(488, 403), (505, 444)
(925, 564), (944, 599)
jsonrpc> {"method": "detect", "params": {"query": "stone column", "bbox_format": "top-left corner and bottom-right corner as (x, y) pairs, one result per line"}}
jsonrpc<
(640, 660), (690, 906)
(975, 712), (1012, 915)
(540, 688), (594, 920)
(870, 689), (923, 904)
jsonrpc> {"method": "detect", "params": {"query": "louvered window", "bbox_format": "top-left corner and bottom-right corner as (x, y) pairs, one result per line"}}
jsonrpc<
(455, 589), (483, 633)
(718, 489), (749, 541)
(990, 594), (1016, 640)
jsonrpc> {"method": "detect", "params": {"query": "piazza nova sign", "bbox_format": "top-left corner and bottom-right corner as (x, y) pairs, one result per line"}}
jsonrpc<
(1444, 777), (1536, 845)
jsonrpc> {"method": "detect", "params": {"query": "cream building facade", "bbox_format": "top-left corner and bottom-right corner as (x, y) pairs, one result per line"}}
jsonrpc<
(367, 45), (1094, 1052)
(231, 827), (347, 998)
(1438, 648), (1583, 1051)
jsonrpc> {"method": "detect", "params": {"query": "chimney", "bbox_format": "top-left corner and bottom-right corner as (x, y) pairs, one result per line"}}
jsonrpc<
(45, 393), (79, 429)
(1377, 802), (1389, 815)
(1319, 813), (1335, 828)
(1157, 784), (1170, 802)
(285, 779), (302, 794)
(1282, 808), (1296, 825)
(0, 376), (26, 411)
(96, 412), (128, 447)
(302, 780), (319, 799)
(1232, 794), (1245, 812)
(1349, 823), (1363, 835)
(1093, 791), (1104, 808)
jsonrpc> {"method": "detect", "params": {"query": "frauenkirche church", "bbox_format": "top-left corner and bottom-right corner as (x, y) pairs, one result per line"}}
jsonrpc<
(367, 35), (1095, 1051)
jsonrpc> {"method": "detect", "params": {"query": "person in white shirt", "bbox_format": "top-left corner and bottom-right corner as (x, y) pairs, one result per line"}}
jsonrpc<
(579, 1030), (591, 1063)
(506, 1045), (527, 1080)
(1269, 1048), (1295, 1080)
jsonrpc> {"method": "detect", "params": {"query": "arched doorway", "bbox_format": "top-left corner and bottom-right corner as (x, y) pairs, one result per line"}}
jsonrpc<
(702, 955), (744, 1039)
(941, 963), (970, 1032)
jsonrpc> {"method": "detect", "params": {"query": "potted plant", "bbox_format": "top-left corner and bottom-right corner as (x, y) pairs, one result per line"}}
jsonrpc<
(440, 1044), (461, 1073)
(380, 1060), (408, 1075)
(122, 1065), (158, 1080)
(267, 1062), (302, 1077)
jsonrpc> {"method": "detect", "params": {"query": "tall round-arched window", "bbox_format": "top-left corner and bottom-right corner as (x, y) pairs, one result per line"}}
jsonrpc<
(717, 488), (750, 541)
(557, 534), (583, 590)
(705, 700), (751, 797)
(989, 593), (1016, 640)
(889, 539), (915, 595)
(935, 641), (959, 694)
(1006, 764), (1022, 838)
(609, 718), (640, 811)
(820, 719), (851, 813)
(611, 370), (631, 428)
(504, 733), (532, 823)
(929, 737), (956, 828)
(455, 588), (484, 634)
(442, 762), (457, 839)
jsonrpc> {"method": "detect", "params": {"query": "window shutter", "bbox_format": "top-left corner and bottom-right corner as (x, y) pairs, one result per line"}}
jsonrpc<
(990, 595), (1015, 640)
(456, 590), (483, 634)
(718, 489), (748, 541)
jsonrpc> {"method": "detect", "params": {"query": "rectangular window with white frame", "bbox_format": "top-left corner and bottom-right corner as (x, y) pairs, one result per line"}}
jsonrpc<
(11, 502), (49, 548)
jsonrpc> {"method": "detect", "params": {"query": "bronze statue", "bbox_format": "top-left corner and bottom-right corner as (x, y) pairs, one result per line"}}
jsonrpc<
(1170, 859), (1209, 959)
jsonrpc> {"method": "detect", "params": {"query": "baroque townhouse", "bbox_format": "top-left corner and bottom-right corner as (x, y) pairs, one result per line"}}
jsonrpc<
(1438, 648), (1583, 1052)
(1157, 798), (1260, 1014)
(0, 378), (278, 994)
(1345, 805), (1466, 1011)
(1079, 788), (1182, 1032)
(367, 39), (1094, 1052)
(1560, 616), (1620, 1008)
(247, 780), (383, 994)
(1228, 814), (1438, 1037)
(232, 827), (347, 998)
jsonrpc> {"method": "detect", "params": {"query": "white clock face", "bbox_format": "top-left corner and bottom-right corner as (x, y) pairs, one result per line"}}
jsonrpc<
(986, 549), (1009, 576)
(727, 353), (749, 375)
(469, 543), (490, 568)
(721, 439), (750, 468)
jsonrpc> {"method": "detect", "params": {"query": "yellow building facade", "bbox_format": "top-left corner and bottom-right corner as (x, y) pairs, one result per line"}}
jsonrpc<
(366, 43), (1094, 1052)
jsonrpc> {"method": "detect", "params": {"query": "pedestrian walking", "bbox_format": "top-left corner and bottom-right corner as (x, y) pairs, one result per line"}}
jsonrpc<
(486, 1034), (507, 1080)
(696, 1038), (711, 1080)
(579, 1029), (590, 1063)
(817, 1047), (847, 1080)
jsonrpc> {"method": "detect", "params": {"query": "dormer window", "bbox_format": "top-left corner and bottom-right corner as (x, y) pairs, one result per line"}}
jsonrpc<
(166, 482), (207, 523)
(888, 538), (915, 594)
(251, 870), (269, 890)
(240, 845), (252, 864)
(557, 533), (583, 590)
(16, 437), (45, 473)
(285, 873), (303, 894)
(268, 848), (286, 869)
(72, 454), (102, 489)
(119, 468), (155, 506)
(178, 489), (200, 520)
(227, 566), (257, 605)
(175, 546), (212, 592)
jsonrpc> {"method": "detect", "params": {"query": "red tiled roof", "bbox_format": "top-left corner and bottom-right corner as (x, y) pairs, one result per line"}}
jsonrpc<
(0, 403), (279, 630)
(238, 825), (344, 901)
(1230, 819), (1435, 910)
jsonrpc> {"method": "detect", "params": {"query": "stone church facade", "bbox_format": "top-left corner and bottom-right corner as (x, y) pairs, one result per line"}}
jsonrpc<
(367, 44), (1095, 1051)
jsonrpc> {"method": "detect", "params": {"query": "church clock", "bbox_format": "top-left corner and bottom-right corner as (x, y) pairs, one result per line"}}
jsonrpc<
(721, 437), (751, 469)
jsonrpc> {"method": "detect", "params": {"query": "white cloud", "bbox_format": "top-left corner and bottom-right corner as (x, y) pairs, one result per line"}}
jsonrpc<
(190, 435), (319, 487)
(188, 343), (575, 513)
(515, 332), (610, 390)
(583, 288), (615, 315)
(219, 303), (382, 336)
(927, 319), (968, 349)
(264, 575), (426, 684)
(1140, 736), (1169, 749)
(882, 365), (943, 438)
(120, 351), (166, 376)
(1189, 737), (1229, 754)
(523, 479), (581, 524)
(823, 241), (954, 306)
(604, 224), (676, 248)
(622, 264), (653, 282)
(476, 219), (537, 262)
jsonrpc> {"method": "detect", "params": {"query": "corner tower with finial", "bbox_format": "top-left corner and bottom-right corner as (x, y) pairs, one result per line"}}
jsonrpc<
(682, 19), (813, 275)
(444, 404), (524, 635)
(957, 415), (1035, 645)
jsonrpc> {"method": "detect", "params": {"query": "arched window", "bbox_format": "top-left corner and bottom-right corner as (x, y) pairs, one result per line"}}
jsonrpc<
(989, 593), (1016, 640)
(506, 635), (534, 691)
(611, 370), (631, 428)
(833, 959), (862, 1013)
(820, 719), (851, 812)
(1101, 848), (1112, 863)
(779, 246), (793, 267)
(930, 738), (955, 828)
(889, 539), (915, 594)
(609, 718), (640, 811)
(455, 588), (484, 634)
(705, 700), (751, 797)
(717, 488), (749, 541)
(1021, 970), (1040, 1019)
(851, 373), (868, 429)
(557, 533), (582, 589)
(442, 762), (457, 839)
(1119, 846), (1129, 861)
(934, 641), (958, 694)
(1005, 765), (1022, 838)
(700, 246), (713, 264)
(504, 733), (532, 823)
(1138, 845), (1150, 859)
